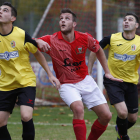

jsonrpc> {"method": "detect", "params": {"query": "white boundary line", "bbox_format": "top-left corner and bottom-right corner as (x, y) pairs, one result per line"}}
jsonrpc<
(7, 122), (140, 127)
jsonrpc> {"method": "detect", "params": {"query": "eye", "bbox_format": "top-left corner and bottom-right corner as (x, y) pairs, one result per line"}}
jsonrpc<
(123, 19), (126, 22)
(60, 17), (63, 21)
(3, 9), (8, 12)
(66, 17), (70, 20)
(129, 18), (133, 21)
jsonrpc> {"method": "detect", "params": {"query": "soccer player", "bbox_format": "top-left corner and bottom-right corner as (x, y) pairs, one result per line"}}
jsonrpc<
(88, 12), (139, 140)
(35, 8), (123, 140)
(0, 2), (60, 140)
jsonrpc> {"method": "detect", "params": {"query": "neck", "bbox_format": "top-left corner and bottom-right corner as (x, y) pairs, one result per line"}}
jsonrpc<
(61, 30), (75, 43)
(123, 31), (136, 40)
(0, 23), (13, 35)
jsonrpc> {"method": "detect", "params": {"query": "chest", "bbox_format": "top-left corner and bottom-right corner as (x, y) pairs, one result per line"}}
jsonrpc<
(50, 39), (87, 60)
(0, 36), (24, 53)
(110, 39), (140, 56)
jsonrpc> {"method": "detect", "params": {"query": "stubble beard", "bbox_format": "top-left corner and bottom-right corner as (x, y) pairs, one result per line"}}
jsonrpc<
(61, 28), (72, 35)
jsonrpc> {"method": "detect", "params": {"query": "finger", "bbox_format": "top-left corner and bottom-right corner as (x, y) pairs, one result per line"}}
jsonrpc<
(50, 80), (56, 87)
(111, 78), (123, 82)
(55, 81), (61, 89)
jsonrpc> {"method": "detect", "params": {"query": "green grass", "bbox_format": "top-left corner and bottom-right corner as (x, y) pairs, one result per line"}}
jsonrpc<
(7, 104), (140, 140)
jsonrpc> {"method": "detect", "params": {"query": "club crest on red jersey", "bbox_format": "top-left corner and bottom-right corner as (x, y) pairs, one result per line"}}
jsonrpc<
(11, 40), (16, 48)
(75, 45), (85, 54)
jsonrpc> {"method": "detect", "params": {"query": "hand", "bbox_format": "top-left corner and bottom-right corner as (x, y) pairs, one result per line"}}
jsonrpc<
(49, 76), (61, 90)
(35, 39), (51, 52)
(105, 73), (123, 82)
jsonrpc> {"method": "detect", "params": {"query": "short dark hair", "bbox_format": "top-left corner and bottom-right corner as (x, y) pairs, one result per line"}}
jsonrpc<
(125, 12), (139, 23)
(2, 2), (17, 17)
(60, 8), (76, 22)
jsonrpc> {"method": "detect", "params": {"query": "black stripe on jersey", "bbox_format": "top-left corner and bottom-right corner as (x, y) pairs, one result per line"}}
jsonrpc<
(99, 35), (111, 49)
(25, 32), (37, 47)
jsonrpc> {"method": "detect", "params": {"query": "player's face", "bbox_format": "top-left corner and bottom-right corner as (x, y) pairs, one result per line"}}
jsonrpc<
(123, 15), (138, 32)
(0, 5), (15, 24)
(59, 13), (76, 35)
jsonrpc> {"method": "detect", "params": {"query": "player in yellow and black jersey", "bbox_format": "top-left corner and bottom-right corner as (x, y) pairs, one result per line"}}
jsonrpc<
(0, 2), (60, 140)
(88, 12), (139, 140)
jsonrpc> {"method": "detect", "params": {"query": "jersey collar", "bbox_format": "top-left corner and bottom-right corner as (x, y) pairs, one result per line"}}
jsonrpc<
(122, 32), (135, 41)
(0, 26), (14, 36)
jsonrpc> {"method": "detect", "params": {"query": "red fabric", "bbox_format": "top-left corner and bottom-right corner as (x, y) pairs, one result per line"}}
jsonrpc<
(38, 31), (100, 84)
(88, 119), (108, 140)
(73, 119), (87, 140)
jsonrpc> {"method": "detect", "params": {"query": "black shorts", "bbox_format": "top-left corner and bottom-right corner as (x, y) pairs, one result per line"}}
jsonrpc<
(103, 75), (138, 113)
(0, 86), (36, 114)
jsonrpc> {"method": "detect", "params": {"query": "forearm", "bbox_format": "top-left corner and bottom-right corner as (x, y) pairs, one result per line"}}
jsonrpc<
(96, 47), (110, 74)
(33, 50), (53, 77)
(88, 52), (96, 75)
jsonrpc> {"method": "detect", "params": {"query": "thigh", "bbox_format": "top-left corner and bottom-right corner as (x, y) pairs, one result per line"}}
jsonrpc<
(0, 90), (17, 114)
(125, 84), (138, 113)
(0, 111), (10, 126)
(58, 84), (82, 107)
(91, 103), (110, 119)
(17, 87), (36, 108)
(81, 76), (107, 110)
(103, 75), (125, 105)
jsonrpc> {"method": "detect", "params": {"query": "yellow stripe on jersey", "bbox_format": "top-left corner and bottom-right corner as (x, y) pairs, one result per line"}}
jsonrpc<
(106, 32), (140, 84)
(0, 26), (37, 91)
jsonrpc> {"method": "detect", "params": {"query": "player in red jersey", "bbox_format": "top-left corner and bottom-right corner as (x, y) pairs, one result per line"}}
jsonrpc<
(36, 8), (123, 140)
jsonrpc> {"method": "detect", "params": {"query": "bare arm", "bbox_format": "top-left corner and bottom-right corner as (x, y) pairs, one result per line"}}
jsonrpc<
(88, 52), (96, 75)
(33, 49), (61, 89)
(96, 47), (123, 82)
(35, 38), (51, 52)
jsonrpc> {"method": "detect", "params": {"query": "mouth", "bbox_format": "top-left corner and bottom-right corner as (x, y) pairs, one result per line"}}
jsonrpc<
(61, 24), (66, 28)
(124, 25), (129, 28)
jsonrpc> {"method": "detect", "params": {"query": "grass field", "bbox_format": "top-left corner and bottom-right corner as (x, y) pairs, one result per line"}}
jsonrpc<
(7, 103), (140, 140)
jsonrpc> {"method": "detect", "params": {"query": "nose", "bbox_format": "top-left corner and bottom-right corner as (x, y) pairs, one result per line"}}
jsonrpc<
(61, 19), (65, 22)
(125, 19), (129, 23)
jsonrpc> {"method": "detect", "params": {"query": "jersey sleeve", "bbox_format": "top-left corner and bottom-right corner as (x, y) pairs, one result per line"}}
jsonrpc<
(87, 35), (100, 53)
(38, 35), (51, 53)
(24, 32), (38, 53)
(99, 35), (111, 49)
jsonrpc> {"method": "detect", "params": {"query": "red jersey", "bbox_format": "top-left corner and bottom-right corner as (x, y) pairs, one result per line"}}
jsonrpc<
(39, 31), (100, 84)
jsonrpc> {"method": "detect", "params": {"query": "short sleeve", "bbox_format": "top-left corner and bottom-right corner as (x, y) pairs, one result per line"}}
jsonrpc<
(24, 32), (38, 53)
(87, 35), (100, 53)
(99, 35), (111, 49)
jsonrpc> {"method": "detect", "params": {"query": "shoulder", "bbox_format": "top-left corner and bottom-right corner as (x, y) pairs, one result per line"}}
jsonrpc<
(135, 34), (140, 39)
(76, 31), (92, 37)
(13, 26), (25, 34)
(75, 31), (95, 42)
(111, 32), (122, 39)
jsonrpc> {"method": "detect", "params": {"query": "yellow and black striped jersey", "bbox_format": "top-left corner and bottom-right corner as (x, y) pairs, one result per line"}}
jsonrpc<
(0, 26), (38, 91)
(100, 32), (140, 84)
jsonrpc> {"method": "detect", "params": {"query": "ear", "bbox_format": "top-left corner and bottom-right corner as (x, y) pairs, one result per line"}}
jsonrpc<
(11, 16), (16, 22)
(73, 22), (77, 28)
(136, 23), (139, 29)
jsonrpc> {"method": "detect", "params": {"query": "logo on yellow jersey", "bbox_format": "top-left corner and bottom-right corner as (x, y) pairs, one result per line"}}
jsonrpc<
(131, 44), (136, 51)
(11, 41), (16, 48)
